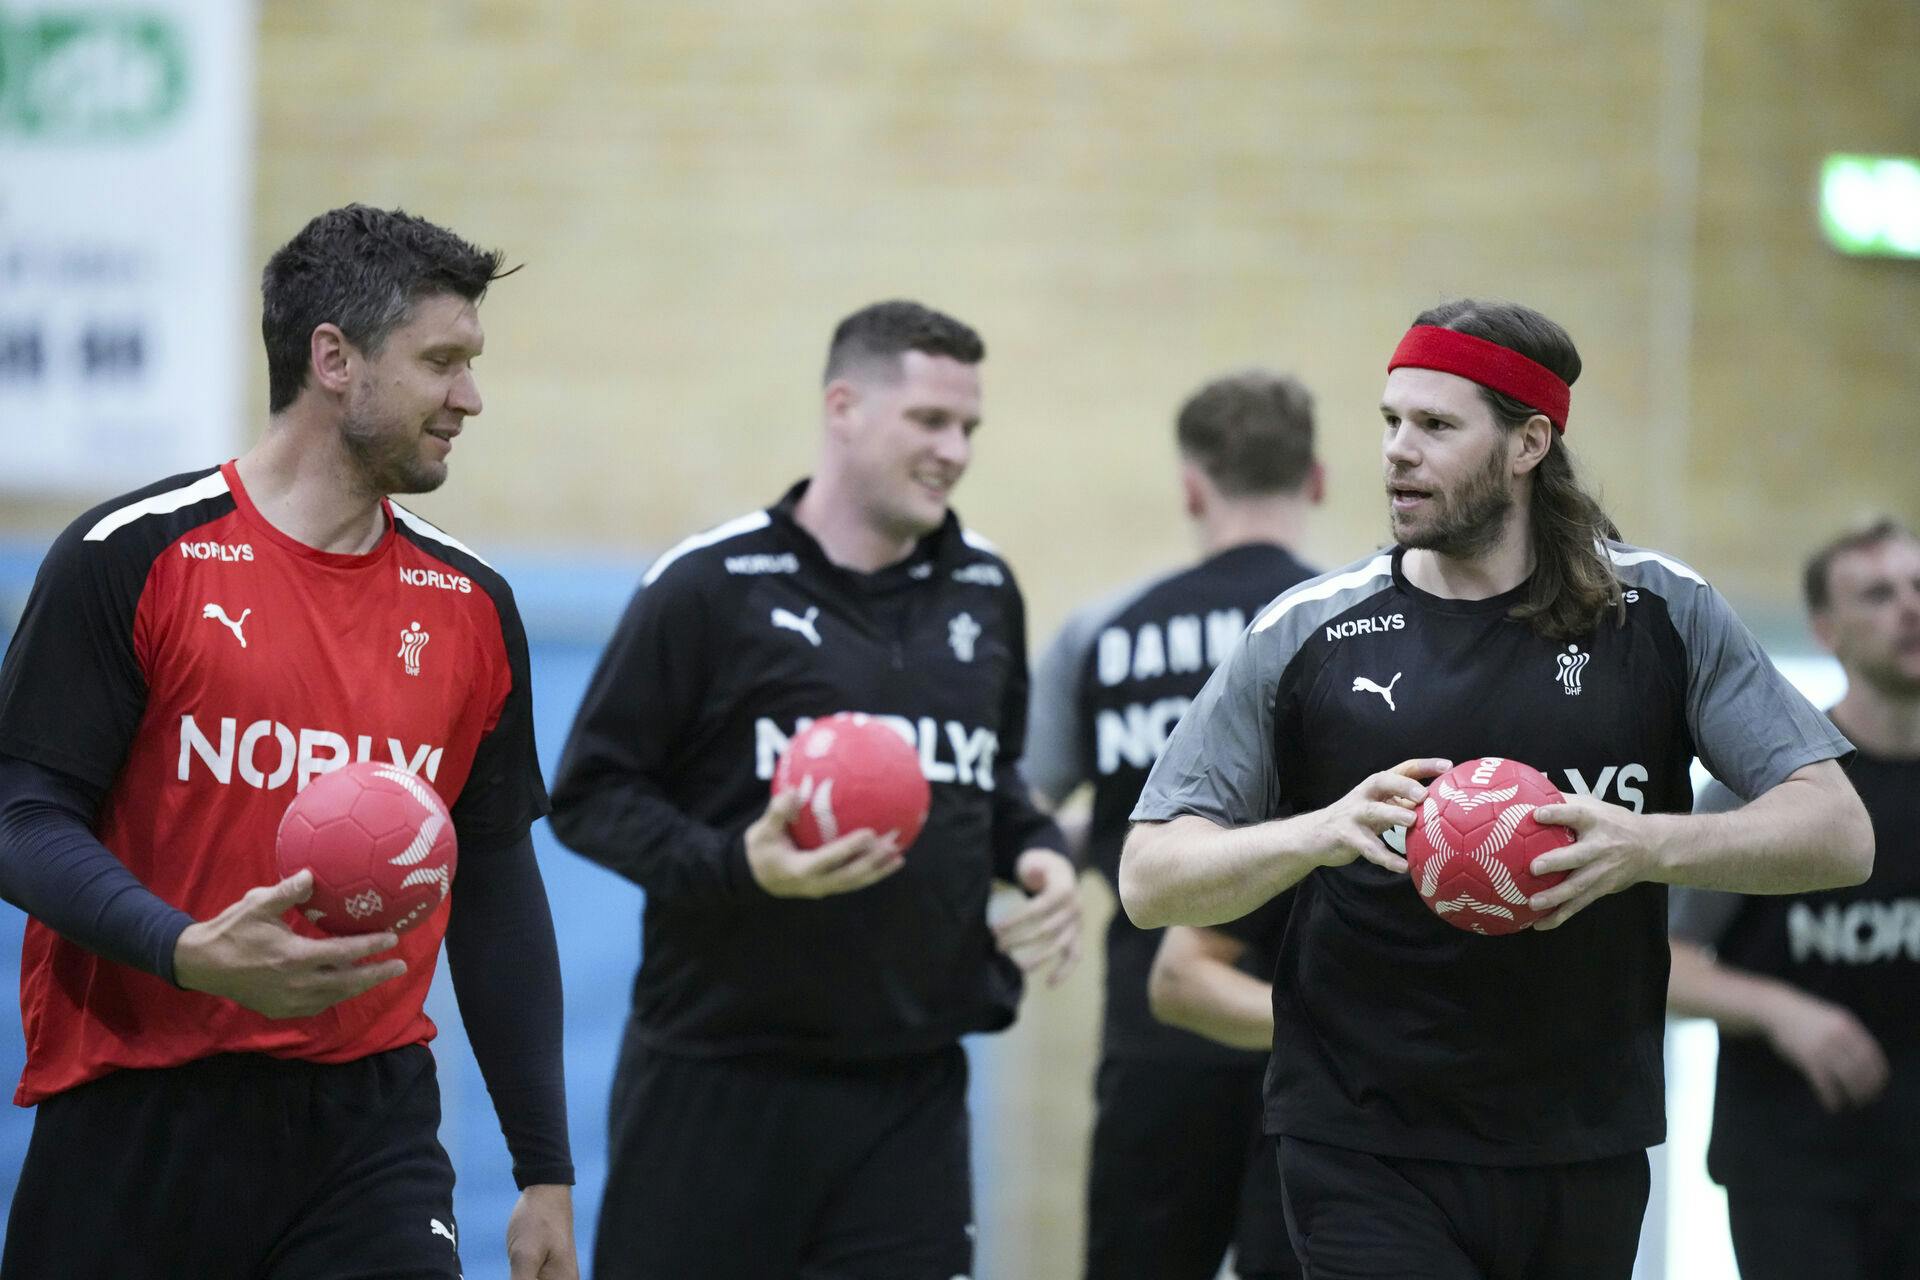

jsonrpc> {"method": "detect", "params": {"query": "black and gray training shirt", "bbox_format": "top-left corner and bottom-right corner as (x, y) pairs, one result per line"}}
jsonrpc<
(550, 480), (1065, 1061)
(1027, 542), (1315, 1064)
(1134, 542), (1850, 1165)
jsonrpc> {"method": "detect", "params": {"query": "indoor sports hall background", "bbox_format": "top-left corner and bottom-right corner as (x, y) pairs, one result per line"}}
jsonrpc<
(2, 2), (1916, 1276)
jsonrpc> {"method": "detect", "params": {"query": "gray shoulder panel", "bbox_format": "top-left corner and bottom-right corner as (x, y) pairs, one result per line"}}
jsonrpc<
(1606, 540), (1851, 801)
(1133, 551), (1395, 828)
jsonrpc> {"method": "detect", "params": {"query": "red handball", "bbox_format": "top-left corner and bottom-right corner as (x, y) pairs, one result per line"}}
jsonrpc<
(772, 712), (932, 852)
(275, 761), (458, 935)
(1405, 756), (1575, 936)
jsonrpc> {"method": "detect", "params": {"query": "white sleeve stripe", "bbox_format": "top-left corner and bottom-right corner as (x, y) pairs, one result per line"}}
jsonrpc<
(1252, 554), (1393, 633)
(643, 510), (772, 586)
(1606, 545), (1706, 585)
(961, 527), (999, 554)
(391, 503), (494, 570)
(83, 472), (232, 542)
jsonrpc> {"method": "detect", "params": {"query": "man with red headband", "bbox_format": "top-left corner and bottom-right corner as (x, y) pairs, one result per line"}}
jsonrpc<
(1119, 298), (1873, 1277)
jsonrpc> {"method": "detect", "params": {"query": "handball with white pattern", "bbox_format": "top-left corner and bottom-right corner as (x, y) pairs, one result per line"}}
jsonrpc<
(275, 761), (458, 935)
(1405, 756), (1573, 936)
(772, 712), (931, 853)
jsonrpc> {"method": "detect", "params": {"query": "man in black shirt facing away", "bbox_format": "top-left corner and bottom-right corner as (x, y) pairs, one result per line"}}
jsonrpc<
(1026, 369), (1318, 1280)
(1670, 518), (1920, 1280)
(550, 300), (1080, 1280)
(1123, 298), (1873, 1279)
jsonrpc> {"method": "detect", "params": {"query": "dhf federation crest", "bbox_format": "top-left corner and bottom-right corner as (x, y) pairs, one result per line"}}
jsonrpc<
(1556, 644), (1589, 696)
(399, 621), (431, 676)
(948, 612), (981, 663)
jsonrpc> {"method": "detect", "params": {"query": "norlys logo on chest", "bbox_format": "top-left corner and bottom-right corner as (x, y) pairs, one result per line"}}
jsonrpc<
(178, 714), (444, 791)
(755, 715), (999, 792)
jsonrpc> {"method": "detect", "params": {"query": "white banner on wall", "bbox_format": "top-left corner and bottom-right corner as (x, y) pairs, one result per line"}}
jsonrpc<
(0, 0), (253, 495)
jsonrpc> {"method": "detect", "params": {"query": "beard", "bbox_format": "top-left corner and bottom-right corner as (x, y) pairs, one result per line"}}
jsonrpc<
(340, 395), (447, 497)
(1389, 437), (1513, 558)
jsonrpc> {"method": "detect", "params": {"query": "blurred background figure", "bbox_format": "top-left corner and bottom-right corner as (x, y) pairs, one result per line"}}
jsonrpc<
(1668, 518), (1920, 1280)
(1026, 370), (1319, 1280)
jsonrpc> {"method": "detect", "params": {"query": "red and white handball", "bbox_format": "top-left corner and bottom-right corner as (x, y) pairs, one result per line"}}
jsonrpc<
(1405, 756), (1574, 936)
(772, 712), (932, 852)
(275, 761), (458, 935)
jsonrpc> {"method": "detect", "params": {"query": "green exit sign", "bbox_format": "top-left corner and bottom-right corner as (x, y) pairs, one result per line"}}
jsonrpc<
(1821, 155), (1920, 259)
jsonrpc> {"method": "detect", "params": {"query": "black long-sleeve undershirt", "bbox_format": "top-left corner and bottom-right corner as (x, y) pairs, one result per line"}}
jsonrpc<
(444, 828), (574, 1188)
(0, 755), (192, 982)
(0, 753), (571, 1186)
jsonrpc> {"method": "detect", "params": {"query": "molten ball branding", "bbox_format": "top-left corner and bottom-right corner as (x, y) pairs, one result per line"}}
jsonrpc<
(1405, 757), (1574, 936)
(772, 712), (932, 853)
(275, 761), (459, 935)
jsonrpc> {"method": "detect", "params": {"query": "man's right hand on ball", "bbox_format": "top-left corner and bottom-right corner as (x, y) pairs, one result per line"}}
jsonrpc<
(1311, 758), (1451, 874)
(746, 789), (906, 899)
(173, 869), (406, 1018)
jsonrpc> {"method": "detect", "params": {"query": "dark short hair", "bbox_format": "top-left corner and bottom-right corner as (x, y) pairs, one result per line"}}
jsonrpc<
(1175, 369), (1316, 497)
(822, 300), (984, 384)
(1803, 517), (1919, 612)
(262, 205), (509, 411)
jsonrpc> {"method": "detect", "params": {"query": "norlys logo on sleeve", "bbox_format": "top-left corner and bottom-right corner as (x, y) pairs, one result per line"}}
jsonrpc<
(755, 715), (999, 791)
(177, 714), (443, 791)
(399, 567), (472, 593)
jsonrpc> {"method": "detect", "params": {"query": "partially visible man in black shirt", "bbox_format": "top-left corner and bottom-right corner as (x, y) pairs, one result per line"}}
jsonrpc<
(550, 300), (1079, 1280)
(1026, 369), (1319, 1280)
(1670, 518), (1920, 1280)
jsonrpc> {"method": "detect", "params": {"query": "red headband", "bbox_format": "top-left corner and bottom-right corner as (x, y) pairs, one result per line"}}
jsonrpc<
(1388, 326), (1570, 432)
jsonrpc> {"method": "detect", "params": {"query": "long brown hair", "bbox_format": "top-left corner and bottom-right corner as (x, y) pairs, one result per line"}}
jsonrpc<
(1412, 299), (1625, 640)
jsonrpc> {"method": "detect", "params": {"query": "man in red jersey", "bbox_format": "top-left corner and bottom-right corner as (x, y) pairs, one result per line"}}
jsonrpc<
(0, 206), (575, 1279)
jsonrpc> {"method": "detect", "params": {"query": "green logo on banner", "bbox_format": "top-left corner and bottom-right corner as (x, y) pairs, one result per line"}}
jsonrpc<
(0, 11), (189, 139)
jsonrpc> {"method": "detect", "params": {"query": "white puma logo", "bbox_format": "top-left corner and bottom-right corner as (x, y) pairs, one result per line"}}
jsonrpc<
(1351, 672), (1402, 710)
(201, 603), (251, 648)
(430, 1217), (456, 1248)
(771, 605), (822, 647)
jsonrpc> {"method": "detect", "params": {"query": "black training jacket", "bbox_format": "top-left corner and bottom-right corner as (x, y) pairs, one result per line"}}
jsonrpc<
(550, 480), (1066, 1060)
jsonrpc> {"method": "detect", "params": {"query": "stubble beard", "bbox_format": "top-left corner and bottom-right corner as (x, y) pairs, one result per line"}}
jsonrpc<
(1390, 439), (1513, 559)
(341, 399), (447, 498)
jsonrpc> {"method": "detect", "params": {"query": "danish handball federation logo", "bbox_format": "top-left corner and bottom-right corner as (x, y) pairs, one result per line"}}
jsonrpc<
(949, 612), (981, 662)
(398, 622), (430, 676)
(1556, 644), (1589, 696)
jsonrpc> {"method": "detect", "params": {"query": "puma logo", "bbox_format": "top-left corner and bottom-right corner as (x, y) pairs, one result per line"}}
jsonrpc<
(772, 605), (822, 647)
(1352, 672), (1402, 710)
(201, 603), (251, 648)
(430, 1217), (457, 1248)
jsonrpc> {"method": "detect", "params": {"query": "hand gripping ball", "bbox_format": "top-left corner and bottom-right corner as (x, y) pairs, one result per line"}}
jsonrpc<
(275, 761), (459, 935)
(771, 712), (932, 852)
(1405, 756), (1574, 936)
